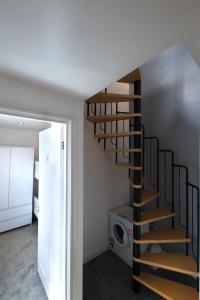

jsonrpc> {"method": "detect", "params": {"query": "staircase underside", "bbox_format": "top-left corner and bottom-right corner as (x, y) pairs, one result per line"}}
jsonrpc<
(118, 68), (141, 83)
(117, 162), (142, 171)
(133, 272), (198, 300)
(86, 113), (141, 123)
(86, 92), (142, 103)
(134, 228), (190, 244)
(95, 131), (142, 139)
(134, 253), (198, 278)
(133, 190), (159, 207)
(106, 147), (142, 153)
(133, 207), (175, 226)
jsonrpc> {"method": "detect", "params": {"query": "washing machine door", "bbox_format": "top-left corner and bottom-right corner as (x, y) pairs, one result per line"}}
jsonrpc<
(112, 220), (129, 247)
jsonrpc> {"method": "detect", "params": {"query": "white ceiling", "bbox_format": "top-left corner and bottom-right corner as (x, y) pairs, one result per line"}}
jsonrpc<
(0, 114), (51, 131)
(0, 0), (199, 100)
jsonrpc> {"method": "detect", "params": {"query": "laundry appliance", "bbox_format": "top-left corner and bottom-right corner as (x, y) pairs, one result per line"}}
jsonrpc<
(109, 205), (149, 267)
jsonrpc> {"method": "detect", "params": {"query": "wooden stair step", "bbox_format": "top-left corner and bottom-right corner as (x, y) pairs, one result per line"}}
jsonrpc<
(95, 131), (142, 139)
(106, 148), (142, 153)
(133, 253), (198, 278)
(133, 207), (175, 226)
(86, 93), (141, 103)
(86, 113), (141, 123)
(117, 162), (142, 171)
(129, 176), (144, 189)
(133, 190), (159, 207)
(133, 272), (198, 300)
(134, 228), (190, 244)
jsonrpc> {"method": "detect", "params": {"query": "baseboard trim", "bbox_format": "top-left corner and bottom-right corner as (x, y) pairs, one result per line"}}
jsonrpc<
(84, 243), (109, 264)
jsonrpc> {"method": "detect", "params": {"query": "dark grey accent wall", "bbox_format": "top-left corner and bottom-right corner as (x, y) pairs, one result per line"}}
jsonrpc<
(141, 42), (200, 187)
(141, 43), (200, 255)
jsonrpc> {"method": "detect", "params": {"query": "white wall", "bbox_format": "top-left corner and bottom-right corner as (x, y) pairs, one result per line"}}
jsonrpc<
(0, 1), (200, 100)
(0, 127), (39, 159)
(84, 83), (130, 263)
(0, 71), (84, 300)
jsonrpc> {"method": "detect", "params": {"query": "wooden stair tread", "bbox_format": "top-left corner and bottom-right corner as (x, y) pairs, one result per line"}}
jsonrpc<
(133, 272), (198, 300)
(106, 148), (142, 153)
(95, 131), (142, 139)
(86, 93), (141, 103)
(133, 190), (159, 207)
(134, 228), (190, 244)
(117, 163), (142, 171)
(134, 207), (175, 226)
(129, 176), (144, 189)
(134, 253), (198, 278)
(86, 113), (141, 123)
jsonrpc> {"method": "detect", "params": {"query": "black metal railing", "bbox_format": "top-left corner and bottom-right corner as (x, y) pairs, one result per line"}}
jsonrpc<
(143, 130), (199, 291)
(87, 95), (131, 164)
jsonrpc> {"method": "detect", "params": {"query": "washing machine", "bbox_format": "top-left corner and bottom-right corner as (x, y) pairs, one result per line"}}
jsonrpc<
(109, 205), (149, 267)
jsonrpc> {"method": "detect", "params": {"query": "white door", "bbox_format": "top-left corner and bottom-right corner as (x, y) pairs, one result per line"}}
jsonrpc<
(0, 147), (10, 210)
(38, 123), (66, 300)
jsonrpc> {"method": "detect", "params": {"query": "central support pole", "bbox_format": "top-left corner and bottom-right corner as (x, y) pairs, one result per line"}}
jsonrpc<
(130, 80), (142, 293)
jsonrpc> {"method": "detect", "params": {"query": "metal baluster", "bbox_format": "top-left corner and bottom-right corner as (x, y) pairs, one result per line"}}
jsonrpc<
(185, 168), (189, 256)
(142, 126), (145, 182)
(122, 119), (129, 159)
(189, 186), (196, 259)
(156, 139), (160, 206)
(164, 152), (167, 204)
(197, 187), (199, 292)
(115, 102), (118, 163)
(104, 103), (107, 150)
(171, 152), (175, 227)
(150, 140), (152, 185)
(94, 104), (97, 136)
(87, 103), (89, 116)
(178, 168), (181, 224)
(132, 80), (141, 293)
(110, 103), (116, 146)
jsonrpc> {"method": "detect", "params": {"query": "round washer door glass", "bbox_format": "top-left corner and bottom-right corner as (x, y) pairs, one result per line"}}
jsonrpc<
(113, 220), (129, 247)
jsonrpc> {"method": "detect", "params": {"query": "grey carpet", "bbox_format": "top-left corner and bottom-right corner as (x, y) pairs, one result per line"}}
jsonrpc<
(0, 221), (48, 300)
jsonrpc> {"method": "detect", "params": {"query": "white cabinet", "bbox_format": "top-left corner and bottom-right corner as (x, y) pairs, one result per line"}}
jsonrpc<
(0, 148), (10, 210)
(9, 148), (34, 208)
(0, 147), (34, 233)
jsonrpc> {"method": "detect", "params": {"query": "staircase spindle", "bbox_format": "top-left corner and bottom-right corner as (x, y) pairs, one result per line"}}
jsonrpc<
(132, 80), (142, 293)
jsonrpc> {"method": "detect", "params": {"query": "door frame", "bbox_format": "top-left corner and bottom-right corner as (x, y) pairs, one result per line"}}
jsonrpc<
(0, 106), (72, 300)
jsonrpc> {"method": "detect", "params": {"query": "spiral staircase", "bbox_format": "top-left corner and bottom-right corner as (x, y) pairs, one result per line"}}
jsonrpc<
(85, 69), (199, 300)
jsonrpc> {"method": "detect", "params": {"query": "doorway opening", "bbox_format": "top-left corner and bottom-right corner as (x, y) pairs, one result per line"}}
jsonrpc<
(0, 109), (71, 300)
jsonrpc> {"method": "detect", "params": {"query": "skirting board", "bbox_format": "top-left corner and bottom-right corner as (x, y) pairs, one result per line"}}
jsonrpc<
(84, 243), (109, 264)
(0, 214), (32, 233)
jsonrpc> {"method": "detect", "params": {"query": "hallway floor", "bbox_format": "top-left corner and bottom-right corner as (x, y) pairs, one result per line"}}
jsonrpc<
(83, 251), (161, 300)
(0, 222), (47, 300)
(83, 250), (195, 300)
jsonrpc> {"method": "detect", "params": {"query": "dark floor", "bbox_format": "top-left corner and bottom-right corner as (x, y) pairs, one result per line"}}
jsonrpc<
(83, 251), (161, 300)
(83, 250), (196, 300)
